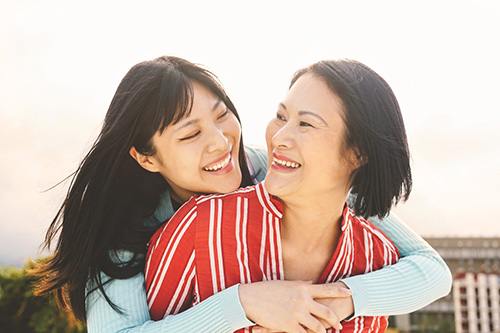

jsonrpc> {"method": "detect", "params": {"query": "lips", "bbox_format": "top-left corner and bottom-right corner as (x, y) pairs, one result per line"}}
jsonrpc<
(203, 152), (232, 172)
(272, 153), (301, 169)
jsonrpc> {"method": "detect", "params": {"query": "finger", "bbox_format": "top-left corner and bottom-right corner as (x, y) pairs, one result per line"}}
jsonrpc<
(276, 324), (307, 333)
(297, 313), (327, 333)
(308, 301), (343, 331)
(296, 326), (308, 333)
(251, 326), (278, 333)
(308, 283), (353, 298)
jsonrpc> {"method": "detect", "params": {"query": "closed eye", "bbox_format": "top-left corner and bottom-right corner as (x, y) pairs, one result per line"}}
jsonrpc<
(179, 131), (200, 141)
(300, 121), (313, 127)
(217, 109), (229, 120)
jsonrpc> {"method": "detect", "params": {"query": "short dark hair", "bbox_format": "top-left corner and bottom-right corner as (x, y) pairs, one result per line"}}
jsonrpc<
(291, 59), (412, 218)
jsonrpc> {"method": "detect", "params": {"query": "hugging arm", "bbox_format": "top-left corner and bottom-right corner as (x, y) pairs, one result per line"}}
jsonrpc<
(86, 272), (251, 332)
(339, 212), (452, 317)
(86, 266), (350, 333)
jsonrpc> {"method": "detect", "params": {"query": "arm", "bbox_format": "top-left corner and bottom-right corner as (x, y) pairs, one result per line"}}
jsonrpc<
(86, 273), (252, 332)
(86, 271), (352, 333)
(339, 211), (452, 317)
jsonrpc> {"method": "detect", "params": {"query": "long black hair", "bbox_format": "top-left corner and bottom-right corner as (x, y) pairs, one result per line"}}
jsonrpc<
(32, 56), (254, 321)
(291, 59), (412, 218)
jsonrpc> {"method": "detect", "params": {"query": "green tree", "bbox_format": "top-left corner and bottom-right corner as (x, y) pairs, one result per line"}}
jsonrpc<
(0, 261), (86, 332)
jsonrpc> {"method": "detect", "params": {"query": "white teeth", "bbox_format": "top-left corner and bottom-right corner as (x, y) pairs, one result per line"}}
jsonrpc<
(204, 155), (231, 171)
(273, 157), (300, 168)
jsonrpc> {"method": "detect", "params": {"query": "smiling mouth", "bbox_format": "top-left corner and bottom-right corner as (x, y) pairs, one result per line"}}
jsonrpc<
(203, 154), (231, 171)
(273, 157), (301, 168)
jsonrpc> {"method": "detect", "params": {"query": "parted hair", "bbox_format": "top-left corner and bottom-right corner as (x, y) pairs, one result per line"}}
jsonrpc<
(291, 59), (412, 218)
(31, 56), (254, 321)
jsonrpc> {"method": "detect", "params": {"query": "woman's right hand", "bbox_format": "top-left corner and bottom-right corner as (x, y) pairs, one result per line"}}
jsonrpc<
(238, 280), (352, 333)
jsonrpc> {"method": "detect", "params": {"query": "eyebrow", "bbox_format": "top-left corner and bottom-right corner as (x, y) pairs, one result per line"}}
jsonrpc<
(174, 100), (224, 132)
(279, 103), (328, 126)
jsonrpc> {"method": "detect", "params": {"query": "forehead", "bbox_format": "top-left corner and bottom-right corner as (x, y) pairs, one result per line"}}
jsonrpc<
(284, 73), (343, 117)
(191, 81), (219, 104)
(175, 81), (221, 121)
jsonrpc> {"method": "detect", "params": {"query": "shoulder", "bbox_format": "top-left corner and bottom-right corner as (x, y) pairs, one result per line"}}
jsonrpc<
(148, 197), (198, 255)
(151, 187), (260, 240)
(245, 145), (266, 159)
(196, 184), (260, 203)
(245, 145), (267, 182)
(348, 208), (398, 252)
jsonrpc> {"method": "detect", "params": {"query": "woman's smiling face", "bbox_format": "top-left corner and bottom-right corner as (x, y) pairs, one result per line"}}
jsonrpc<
(149, 81), (242, 202)
(264, 73), (357, 203)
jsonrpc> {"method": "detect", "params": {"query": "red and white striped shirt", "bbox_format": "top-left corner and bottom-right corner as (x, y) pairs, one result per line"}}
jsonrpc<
(145, 182), (399, 332)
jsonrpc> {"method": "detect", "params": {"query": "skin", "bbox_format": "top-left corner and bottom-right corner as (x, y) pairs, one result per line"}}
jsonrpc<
(130, 81), (243, 203)
(240, 281), (352, 333)
(131, 79), (353, 332)
(265, 72), (358, 221)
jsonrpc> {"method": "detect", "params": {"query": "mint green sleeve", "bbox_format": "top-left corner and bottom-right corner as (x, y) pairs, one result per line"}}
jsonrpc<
(86, 273), (252, 332)
(340, 212), (452, 317)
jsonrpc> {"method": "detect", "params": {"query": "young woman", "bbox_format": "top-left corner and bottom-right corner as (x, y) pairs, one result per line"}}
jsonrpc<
(145, 59), (433, 332)
(33, 56), (451, 332)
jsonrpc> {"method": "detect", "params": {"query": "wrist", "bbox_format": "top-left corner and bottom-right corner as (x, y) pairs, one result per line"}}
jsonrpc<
(237, 283), (257, 324)
(315, 282), (354, 321)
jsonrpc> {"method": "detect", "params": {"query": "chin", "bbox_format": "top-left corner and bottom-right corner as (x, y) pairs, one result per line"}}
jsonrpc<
(263, 179), (287, 198)
(217, 179), (241, 194)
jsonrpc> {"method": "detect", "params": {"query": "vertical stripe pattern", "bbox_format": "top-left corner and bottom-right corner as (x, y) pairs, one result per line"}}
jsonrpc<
(145, 182), (399, 332)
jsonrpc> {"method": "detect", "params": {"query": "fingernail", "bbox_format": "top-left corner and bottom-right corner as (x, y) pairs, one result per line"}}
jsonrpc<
(343, 288), (353, 295)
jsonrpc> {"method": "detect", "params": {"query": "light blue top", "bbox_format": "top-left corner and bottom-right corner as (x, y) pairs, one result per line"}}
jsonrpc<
(86, 146), (452, 332)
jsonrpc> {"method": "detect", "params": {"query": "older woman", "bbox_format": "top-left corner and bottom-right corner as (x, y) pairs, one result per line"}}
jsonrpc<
(145, 59), (441, 332)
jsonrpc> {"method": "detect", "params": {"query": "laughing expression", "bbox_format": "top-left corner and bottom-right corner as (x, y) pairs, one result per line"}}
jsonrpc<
(150, 81), (242, 203)
(264, 73), (357, 205)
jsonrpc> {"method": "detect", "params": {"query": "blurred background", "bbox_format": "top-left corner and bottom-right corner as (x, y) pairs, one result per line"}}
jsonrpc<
(1, 0), (499, 268)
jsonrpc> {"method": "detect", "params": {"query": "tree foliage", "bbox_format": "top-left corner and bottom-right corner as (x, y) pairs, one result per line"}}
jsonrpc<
(0, 260), (86, 332)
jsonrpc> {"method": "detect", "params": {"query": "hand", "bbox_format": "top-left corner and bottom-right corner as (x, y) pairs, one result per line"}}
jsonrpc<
(238, 280), (352, 333)
(315, 282), (354, 325)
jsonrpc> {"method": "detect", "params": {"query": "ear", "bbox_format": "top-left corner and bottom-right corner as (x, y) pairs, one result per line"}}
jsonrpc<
(349, 148), (368, 170)
(356, 151), (368, 168)
(129, 146), (161, 173)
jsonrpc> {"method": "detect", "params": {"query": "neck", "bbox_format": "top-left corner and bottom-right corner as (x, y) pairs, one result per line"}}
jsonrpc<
(278, 189), (348, 282)
(280, 189), (348, 251)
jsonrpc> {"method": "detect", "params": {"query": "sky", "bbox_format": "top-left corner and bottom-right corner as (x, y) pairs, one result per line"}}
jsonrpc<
(1, 0), (499, 267)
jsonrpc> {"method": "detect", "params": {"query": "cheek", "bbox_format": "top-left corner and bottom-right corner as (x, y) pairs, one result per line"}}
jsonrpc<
(265, 121), (278, 146)
(265, 122), (280, 167)
(227, 114), (242, 138)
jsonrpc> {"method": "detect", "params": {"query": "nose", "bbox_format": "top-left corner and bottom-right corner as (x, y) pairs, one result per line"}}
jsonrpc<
(207, 124), (229, 153)
(270, 122), (295, 150)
